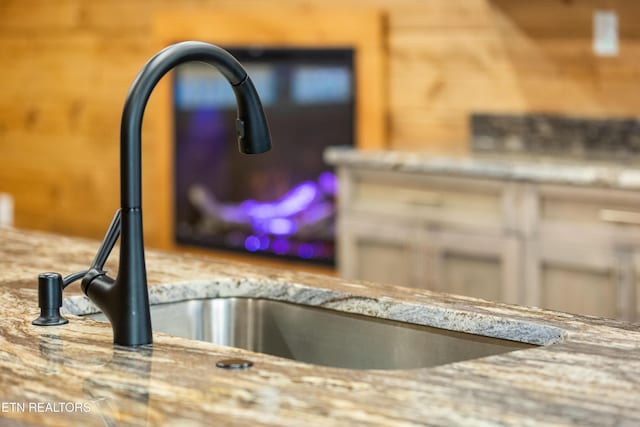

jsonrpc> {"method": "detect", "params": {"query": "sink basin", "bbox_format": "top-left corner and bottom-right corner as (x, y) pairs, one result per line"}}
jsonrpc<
(86, 297), (534, 370)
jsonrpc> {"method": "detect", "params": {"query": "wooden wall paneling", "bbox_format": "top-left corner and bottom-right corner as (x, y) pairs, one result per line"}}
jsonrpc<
(387, 27), (525, 148)
(388, 31), (524, 110)
(489, 0), (640, 39)
(389, 1), (496, 31)
(389, 109), (469, 153)
(0, 33), (133, 240)
(0, 0), (80, 32)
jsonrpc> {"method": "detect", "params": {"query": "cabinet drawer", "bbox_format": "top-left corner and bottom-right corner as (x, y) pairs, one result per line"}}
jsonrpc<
(348, 170), (503, 226)
(539, 185), (640, 235)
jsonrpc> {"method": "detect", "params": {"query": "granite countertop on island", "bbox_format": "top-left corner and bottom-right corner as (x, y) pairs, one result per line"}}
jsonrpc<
(324, 147), (640, 190)
(1, 227), (639, 426)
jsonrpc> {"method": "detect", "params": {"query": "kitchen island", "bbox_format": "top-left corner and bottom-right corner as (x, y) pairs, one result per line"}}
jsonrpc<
(326, 148), (640, 322)
(0, 227), (639, 426)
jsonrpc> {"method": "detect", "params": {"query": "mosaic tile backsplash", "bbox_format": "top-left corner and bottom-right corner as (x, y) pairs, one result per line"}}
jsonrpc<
(471, 113), (640, 160)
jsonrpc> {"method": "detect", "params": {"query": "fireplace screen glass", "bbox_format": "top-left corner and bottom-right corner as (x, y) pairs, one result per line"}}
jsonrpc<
(173, 48), (354, 264)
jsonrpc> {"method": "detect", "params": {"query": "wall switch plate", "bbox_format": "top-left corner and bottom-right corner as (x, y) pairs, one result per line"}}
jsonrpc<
(0, 193), (14, 227)
(593, 10), (619, 57)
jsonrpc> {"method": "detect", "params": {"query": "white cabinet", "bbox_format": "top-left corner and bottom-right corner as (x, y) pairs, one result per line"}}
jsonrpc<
(426, 230), (521, 304)
(340, 215), (521, 302)
(523, 184), (640, 321)
(525, 237), (627, 319)
(339, 215), (426, 288)
(337, 168), (522, 304)
(336, 167), (640, 321)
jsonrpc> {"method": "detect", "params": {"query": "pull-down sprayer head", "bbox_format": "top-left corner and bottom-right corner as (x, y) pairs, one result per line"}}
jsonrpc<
(232, 77), (271, 155)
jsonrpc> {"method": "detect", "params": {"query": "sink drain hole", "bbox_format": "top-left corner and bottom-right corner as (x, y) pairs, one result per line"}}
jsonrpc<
(216, 358), (254, 370)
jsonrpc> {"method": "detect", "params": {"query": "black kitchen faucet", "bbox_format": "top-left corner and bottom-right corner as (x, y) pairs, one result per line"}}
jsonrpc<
(33, 41), (272, 346)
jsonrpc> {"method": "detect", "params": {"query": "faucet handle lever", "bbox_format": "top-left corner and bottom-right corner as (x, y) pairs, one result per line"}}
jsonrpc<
(91, 209), (121, 271)
(61, 209), (122, 289)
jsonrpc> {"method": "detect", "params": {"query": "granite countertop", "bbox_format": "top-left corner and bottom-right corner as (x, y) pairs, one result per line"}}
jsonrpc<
(1, 227), (640, 426)
(324, 147), (640, 190)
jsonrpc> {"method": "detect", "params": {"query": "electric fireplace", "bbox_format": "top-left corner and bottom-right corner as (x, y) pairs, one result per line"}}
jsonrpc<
(173, 47), (355, 264)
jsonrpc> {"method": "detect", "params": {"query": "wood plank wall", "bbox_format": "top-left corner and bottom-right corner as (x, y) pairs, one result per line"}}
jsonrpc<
(1, 0), (639, 246)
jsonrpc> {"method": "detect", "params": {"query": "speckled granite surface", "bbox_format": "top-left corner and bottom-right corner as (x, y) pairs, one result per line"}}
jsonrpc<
(471, 113), (640, 160)
(324, 147), (640, 190)
(1, 228), (639, 426)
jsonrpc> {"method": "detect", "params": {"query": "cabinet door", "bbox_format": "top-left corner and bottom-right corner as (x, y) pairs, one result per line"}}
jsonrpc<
(338, 215), (428, 289)
(427, 230), (521, 304)
(524, 238), (637, 320)
(525, 184), (640, 321)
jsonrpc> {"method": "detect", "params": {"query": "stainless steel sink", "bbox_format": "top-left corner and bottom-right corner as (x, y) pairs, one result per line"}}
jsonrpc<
(86, 298), (534, 370)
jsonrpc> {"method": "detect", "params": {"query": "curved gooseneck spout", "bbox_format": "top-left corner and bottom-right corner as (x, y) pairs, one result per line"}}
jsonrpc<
(81, 41), (271, 346)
